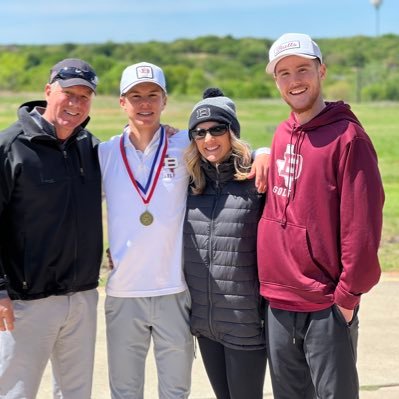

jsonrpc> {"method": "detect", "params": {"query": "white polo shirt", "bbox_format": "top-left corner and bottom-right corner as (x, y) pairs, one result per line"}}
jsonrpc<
(99, 127), (190, 297)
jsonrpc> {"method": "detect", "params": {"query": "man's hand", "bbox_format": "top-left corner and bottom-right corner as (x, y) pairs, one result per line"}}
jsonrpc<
(106, 248), (114, 270)
(248, 153), (270, 193)
(164, 124), (179, 137)
(0, 297), (15, 331)
(336, 304), (354, 323)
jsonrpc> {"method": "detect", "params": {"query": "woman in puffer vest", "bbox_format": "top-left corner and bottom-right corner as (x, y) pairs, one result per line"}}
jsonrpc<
(183, 88), (267, 399)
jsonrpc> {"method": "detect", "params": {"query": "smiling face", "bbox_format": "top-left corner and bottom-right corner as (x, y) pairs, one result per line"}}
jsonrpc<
(42, 82), (93, 140)
(274, 55), (326, 124)
(194, 121), (232, 165)
(120, 82), (166, 134)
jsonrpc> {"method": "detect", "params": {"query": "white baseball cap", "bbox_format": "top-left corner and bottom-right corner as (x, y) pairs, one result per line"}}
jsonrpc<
(266, 33), (323, 74)
(120, 62), (167, 95)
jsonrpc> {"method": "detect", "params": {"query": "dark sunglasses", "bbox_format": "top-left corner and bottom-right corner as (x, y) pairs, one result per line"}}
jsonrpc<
(50, 67), (99, 86)
(189, 124), (229, 140)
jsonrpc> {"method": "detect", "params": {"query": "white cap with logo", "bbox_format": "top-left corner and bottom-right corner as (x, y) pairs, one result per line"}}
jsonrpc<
(266, 33), (323, 75)
(120, 62), (167, 95)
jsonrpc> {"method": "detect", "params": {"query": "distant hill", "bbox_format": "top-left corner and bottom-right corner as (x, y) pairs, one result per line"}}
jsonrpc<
(1, 34), (398, 101)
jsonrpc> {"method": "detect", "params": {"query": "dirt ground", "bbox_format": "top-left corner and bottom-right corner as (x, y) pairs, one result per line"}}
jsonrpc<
(38, 273), (399, 398)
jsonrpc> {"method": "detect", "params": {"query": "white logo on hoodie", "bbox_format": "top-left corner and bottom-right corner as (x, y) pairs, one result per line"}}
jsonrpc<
(276, 144), (303, 190)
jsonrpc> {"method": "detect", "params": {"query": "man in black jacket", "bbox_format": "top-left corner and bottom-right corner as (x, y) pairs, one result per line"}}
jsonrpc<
(0, 58), (103, 399)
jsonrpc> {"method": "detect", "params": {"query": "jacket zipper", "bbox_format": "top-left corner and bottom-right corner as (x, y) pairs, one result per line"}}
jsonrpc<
(62, 146), (78, 288)
(207, 175), (221, 338)
(22, 234), (28, 290)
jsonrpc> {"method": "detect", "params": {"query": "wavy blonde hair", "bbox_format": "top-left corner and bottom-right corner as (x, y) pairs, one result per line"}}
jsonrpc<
(184, 131), (252, 195)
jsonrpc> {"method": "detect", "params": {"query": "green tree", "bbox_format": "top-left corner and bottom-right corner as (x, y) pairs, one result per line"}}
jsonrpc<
(163, 65), (191, 95)
(186, 69), (211, 96)
(0, 52), (28, 91)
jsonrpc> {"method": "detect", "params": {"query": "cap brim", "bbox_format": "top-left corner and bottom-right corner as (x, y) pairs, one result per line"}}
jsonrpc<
(58, 78), (96, 93)
(266, 54), (317, 75)
(121, 80), (166, 95)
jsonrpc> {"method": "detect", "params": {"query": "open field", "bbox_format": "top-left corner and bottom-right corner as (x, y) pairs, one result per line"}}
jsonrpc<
(0, 92), (397, 271)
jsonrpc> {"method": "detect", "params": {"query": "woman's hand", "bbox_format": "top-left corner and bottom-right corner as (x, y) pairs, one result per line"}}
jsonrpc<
(248, 153), (270, 193)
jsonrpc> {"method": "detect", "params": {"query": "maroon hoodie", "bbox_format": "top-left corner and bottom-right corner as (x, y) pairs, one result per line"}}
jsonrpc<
(257, 101), (384, 312)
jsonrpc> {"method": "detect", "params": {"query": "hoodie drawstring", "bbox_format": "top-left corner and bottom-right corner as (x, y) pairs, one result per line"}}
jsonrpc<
(292, 312), (297, 345)
(280, 127), (306, 226)
(291, 129), (305, 201)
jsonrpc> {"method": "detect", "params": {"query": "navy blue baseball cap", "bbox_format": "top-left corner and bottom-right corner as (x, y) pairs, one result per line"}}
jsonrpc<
(49, 58), (98, 92)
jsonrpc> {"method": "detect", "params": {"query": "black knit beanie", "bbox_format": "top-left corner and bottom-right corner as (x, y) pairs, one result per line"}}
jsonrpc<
(188, 88), (240, 140)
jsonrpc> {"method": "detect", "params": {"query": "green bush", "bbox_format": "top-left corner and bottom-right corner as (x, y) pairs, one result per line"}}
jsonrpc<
(1, 34), (398, 100)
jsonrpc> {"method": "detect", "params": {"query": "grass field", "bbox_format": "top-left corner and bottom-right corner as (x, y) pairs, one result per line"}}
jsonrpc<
(0, 92), (397, 272)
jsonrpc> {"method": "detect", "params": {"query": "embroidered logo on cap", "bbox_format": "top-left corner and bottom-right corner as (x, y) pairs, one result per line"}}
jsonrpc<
(136, 66), (154, 80)
(274, 40), (301, 56)
(196, 107), (211, 120)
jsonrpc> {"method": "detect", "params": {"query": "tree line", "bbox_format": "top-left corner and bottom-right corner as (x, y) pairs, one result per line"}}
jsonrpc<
(1, 34), (398, 102)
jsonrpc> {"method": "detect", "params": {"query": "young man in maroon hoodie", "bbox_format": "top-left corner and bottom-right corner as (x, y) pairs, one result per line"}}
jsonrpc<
(257, 33), (384, 399)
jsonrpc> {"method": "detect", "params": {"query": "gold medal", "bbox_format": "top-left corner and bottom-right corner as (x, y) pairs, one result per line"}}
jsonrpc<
(140, 210), (154, 226)
(120, 127), (167, 229)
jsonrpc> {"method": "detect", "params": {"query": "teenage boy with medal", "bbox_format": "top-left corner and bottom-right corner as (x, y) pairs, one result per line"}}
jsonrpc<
(98, 62), (269, 399)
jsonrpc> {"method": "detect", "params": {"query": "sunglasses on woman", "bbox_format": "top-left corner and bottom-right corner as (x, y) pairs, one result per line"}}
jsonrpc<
(189, 124), (229, 141)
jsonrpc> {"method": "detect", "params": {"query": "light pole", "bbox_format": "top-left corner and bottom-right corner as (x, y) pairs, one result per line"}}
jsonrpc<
(370, 0), (383, 36)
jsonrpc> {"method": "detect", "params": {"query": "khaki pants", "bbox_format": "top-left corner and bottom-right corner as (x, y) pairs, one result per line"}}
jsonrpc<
(105, 290), (194, 399)
(0, 289), (98, 399)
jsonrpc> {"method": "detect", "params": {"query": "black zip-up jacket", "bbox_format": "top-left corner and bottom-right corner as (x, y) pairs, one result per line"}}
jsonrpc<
(183, 159), (265, 350)
(0, 101), (103, 300)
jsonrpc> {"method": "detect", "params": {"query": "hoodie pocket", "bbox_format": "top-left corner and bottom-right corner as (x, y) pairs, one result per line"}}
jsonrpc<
(258, 217), (330, 293)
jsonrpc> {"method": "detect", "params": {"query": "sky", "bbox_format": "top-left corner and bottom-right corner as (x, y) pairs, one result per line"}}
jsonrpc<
(0, 0), (397, 45)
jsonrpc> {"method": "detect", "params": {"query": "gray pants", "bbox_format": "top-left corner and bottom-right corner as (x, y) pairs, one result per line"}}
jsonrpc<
(266, 305), (359, 399)
(105, 291), (194, 399)
(0, 289), (98, 399)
